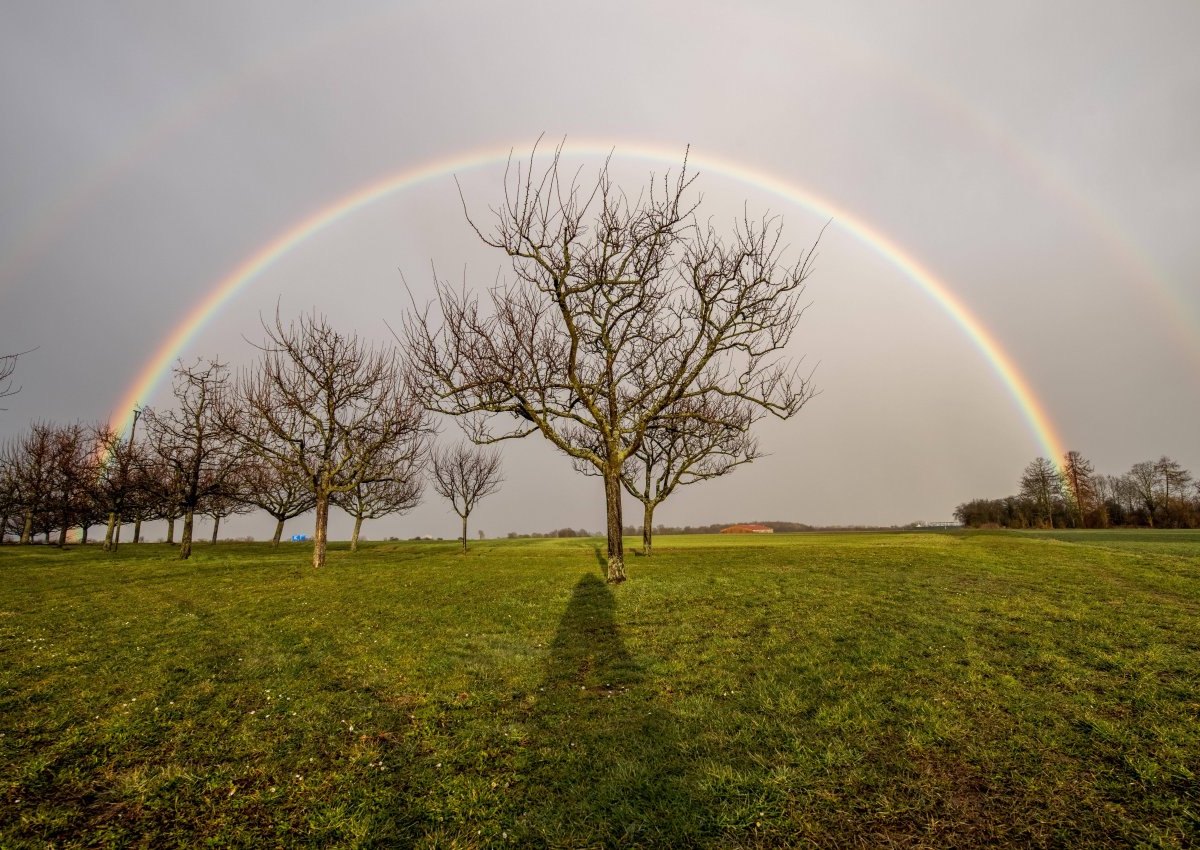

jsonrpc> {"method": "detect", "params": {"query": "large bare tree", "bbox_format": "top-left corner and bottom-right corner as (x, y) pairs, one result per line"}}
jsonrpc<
(143, 359), (243, 559)
(228, 311), (433, 568)
(430, 442), (503, 553)
(404, 145), (817, 581)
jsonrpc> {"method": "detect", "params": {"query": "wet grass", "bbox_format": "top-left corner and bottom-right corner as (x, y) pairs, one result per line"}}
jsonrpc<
(1, 531), (1198, 847)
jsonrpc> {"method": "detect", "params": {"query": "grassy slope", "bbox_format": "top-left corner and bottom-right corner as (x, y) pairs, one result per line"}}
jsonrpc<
(1, 532), (1197, 848)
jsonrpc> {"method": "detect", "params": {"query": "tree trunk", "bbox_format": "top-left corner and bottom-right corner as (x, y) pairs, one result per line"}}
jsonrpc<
(211, 516), (220, 544)
(114, 520), (122, 546)
(603, 467), (626, 582)
(103, 512), (117, 551)
(166, 516), (176, 545)
(461, 513), (469, 553)
(272, 518), (284, 547)
(312, 492), (329, 568)
(133, 518), (141, 544)
(81, 524), (90, 545)
(21, 511), (32, 544)
(180, 509), (194, 560)
(57, 525), (67, 547)
(350, 514), (362, 553)
(643, 502), (654, 557)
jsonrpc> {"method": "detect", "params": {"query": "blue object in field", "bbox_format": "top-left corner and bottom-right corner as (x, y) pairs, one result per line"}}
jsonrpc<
(291, 534), (308, 542)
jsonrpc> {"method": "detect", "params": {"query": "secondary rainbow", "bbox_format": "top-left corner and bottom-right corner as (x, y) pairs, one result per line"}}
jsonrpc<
(110, 141), (1068, 464)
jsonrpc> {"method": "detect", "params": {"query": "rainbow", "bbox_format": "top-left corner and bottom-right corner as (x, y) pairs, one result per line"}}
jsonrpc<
(109, 141), (1068, 464)
(6, 19), (1192, 375)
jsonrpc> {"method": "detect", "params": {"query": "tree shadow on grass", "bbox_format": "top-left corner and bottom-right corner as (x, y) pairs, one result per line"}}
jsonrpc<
(590, 543), (606, 574)
(512, 573), (702, 847)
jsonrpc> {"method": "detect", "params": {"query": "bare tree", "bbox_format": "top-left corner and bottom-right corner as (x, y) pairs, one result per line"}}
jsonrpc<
(243, 456), (317, 546)
(576, 394), (761, 555)
(333, 458), (424, 552)
(430, 443), (503, 553)
(1019, 457), (1062, 529)
(1090, 473), (1114, 528)
(1, 421), (97, 546)
(1105, 473), (1138, 525)
(1061, 450), (1096, 528)
(94, 410), (146, 551)
(46, 422), (96, 547)
(1127, 461), (1160, 527)
(126, 474), (157, 544)
(227, 311), (433, 568)
(141, 431), (188, 545)
(0, 446), (16, 542)
(1155, 456), (1193, 527)
(142, 359), (242, 559)
(201, 475), (252, 544)
(404, 144), (817, 581)
(5, 422), (57, 544)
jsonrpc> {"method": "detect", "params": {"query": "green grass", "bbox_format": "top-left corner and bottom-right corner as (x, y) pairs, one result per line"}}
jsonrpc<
(1, 532), (1198, 848)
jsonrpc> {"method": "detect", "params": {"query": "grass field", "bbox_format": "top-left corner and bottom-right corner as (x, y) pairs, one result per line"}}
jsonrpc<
(2, 531), (1198, 848)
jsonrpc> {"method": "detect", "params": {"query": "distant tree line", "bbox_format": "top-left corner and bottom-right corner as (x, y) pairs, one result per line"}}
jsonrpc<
(506, 528), (598, 539)
(504, 520), (823, 539)
(630, 520), (817, 535)
(955, 452), (1200, 529)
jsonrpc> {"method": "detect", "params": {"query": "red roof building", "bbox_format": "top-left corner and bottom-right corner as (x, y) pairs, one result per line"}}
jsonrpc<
(719, 523), (774, 534)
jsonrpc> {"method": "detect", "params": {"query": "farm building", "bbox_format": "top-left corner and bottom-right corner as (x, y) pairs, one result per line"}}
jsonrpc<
(720, 523), (774, 534)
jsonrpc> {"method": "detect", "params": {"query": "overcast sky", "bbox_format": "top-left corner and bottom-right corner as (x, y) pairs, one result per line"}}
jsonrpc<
(2, 1), (1197, 539)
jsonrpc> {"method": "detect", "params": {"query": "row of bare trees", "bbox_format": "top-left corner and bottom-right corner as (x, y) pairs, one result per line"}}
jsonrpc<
(2, 290), (774, 566)
(955, 452), (1200, 529)
(1, 313), (513, 564)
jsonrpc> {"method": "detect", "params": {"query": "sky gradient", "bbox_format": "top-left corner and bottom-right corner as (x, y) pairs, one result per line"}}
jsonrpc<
(2, 1), (1197, 538)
